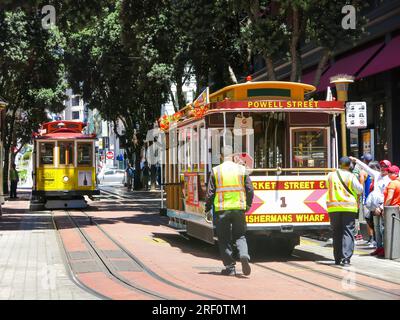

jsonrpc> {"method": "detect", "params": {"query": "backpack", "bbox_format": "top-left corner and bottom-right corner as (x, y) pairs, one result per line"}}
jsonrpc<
(127, 167), (134, 177)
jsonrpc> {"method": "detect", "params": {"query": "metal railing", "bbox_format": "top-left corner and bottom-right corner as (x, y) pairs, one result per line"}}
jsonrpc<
(384, 206), (400, 260)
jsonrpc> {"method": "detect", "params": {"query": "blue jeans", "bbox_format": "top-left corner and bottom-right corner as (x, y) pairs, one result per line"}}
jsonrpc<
(373, 215), (384, 248)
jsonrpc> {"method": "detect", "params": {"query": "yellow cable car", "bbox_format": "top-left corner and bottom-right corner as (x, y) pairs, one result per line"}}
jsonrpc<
(31, 121), (99, 210)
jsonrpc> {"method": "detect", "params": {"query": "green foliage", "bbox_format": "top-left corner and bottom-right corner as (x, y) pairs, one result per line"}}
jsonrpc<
(0, 6), (67, 192)
(65, 1), (170, 162)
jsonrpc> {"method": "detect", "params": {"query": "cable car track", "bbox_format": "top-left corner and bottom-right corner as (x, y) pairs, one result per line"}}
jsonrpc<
(253, 259), (400, 300)
(252, 262), (361, 300)
(57, 209), (219, 300)
(99, 188), (164, 204)
(286, 258), (400, 298)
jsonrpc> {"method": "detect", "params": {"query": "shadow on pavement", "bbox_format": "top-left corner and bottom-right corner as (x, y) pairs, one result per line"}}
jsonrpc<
(150, 231), (331, 264)
(0, 194), (53, 231)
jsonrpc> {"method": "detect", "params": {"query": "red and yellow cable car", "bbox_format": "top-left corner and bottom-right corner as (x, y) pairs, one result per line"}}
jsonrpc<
(158, 81), (346, 254)
(31, 121), (99, 210)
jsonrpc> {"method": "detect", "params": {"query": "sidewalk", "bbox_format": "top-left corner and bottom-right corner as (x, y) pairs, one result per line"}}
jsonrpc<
(299, 237), (400, 284)
(0, 192), (99, 300)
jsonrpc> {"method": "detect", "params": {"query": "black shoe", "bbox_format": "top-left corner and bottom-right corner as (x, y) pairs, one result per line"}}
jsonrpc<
(341, 259), (351, 267)
(240, 256), (251, 276)
(221, 267), (236, 276)
(334, 260), (341, 265)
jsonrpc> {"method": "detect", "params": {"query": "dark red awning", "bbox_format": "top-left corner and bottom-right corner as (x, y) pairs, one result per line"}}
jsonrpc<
(357, 35), (400, 79)
(316, 42), (384, 92)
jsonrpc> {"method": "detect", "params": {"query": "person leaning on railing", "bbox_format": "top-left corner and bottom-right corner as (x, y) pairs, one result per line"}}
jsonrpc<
(374, 165), (400, 257)
(349, 156), (392, 257)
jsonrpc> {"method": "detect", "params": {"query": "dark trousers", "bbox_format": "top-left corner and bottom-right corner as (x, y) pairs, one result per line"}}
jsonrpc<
(329, 212), (358, 262)
(10, 180), (18, 198)
(215, 210), (250, 267)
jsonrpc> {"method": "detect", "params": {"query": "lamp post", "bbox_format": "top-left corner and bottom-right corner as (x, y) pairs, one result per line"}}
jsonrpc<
(330, 74), (354, 157)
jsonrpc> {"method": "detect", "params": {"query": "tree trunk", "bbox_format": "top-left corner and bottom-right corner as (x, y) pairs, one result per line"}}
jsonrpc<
(133, 146), (142, 190)
(228, 65), (238, 84)
(2, 109), (17, 194)
(3, 145), (10, 195)
(175, 73), (186, 109)
(289, 8), (301, 82)
(264, 54), (277, 80)
(169, 89), (177, 112)
(313, 48), (331, 88)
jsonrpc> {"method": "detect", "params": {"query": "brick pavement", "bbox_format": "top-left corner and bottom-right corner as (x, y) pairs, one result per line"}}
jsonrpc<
(0, 194), (99, 300)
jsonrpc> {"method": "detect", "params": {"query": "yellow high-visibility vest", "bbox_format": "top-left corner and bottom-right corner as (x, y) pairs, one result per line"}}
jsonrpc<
(213, 161), (246, 212)
(326, 170), (358, 213)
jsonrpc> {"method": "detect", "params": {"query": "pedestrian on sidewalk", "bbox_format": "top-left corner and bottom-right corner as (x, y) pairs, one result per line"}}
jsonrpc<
(371, 165), (400, 257)
(9, 163), (19, 199)
(125, 163), (134, 191)
(363, 161), (381, 248)
(383, 166), (400, 208)
(142, 161), (150, 191)
(349, 157), (391, 257)
(326, 157), (364, 266)
(205, 145), (254, 276)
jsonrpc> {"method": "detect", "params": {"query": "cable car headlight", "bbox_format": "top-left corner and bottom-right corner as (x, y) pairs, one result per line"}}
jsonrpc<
(63, 176), (69, 182)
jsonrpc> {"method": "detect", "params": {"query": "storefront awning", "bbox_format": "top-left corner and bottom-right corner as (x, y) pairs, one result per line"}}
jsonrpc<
(301, 69), (316, 85)
(316, 42), (384, 92)
(357, 35), (400, 79)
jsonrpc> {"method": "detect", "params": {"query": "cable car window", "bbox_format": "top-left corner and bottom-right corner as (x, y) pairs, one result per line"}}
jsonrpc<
(77, 142), (92, 166)
(292, 128), (328, 168)
(39, 142), (54, 165)
(59, 142), (74, 166)
(253, 113), (285, 169)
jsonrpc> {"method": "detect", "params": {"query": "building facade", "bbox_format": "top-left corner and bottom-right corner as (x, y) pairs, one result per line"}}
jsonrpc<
(250, 0), (400, 164)
(61, 89), (126, 170)
(161, 71), (197, 116)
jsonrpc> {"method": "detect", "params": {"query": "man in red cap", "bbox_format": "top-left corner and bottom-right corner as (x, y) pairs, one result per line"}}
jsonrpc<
(371, 165), (400, 257)
(384, 165), (400, 207)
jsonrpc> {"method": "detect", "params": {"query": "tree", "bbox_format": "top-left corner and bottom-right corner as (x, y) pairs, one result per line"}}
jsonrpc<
(0, 8), (67, 193)
(307, 0), (368, 87)
(66, 1), (170, 189)
(237, 0), (367, 84)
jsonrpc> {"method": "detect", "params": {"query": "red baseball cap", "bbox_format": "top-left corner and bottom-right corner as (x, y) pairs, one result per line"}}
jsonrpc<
(388, 165), (399, 175)
(380, 160), (392, 168)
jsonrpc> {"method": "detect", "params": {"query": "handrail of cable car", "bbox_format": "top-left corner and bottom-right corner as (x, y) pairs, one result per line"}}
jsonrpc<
(250, 167), (335, 176)
(176, 167), (335, 177)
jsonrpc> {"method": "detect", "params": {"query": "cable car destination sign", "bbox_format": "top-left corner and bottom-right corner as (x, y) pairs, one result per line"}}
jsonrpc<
(210, 100), (345, 111)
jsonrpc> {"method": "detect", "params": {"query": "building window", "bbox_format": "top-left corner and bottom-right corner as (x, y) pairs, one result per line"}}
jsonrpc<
(71, 96), (80, 106)
(77, 142), (93, 166)
(72, 111), (80, 120)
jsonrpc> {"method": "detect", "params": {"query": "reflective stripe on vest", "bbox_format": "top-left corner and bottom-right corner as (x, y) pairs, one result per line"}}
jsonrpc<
(326, 170), (358, 213)
(213, 161), (246, 212)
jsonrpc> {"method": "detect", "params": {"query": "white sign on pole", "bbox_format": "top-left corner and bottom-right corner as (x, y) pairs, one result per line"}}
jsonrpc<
(346, 102), (367, 128)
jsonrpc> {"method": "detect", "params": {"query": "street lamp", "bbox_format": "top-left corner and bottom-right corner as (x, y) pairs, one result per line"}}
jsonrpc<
(330, 74), (354, 157)
(330, 74), (354, 102)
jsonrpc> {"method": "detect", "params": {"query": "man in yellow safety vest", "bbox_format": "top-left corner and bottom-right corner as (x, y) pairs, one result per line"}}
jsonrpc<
(205, 145), (254, 276)
(326, 156), (364, 266)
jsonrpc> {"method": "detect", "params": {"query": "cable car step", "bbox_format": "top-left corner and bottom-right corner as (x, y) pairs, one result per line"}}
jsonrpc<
(45, 199), (87, 209)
